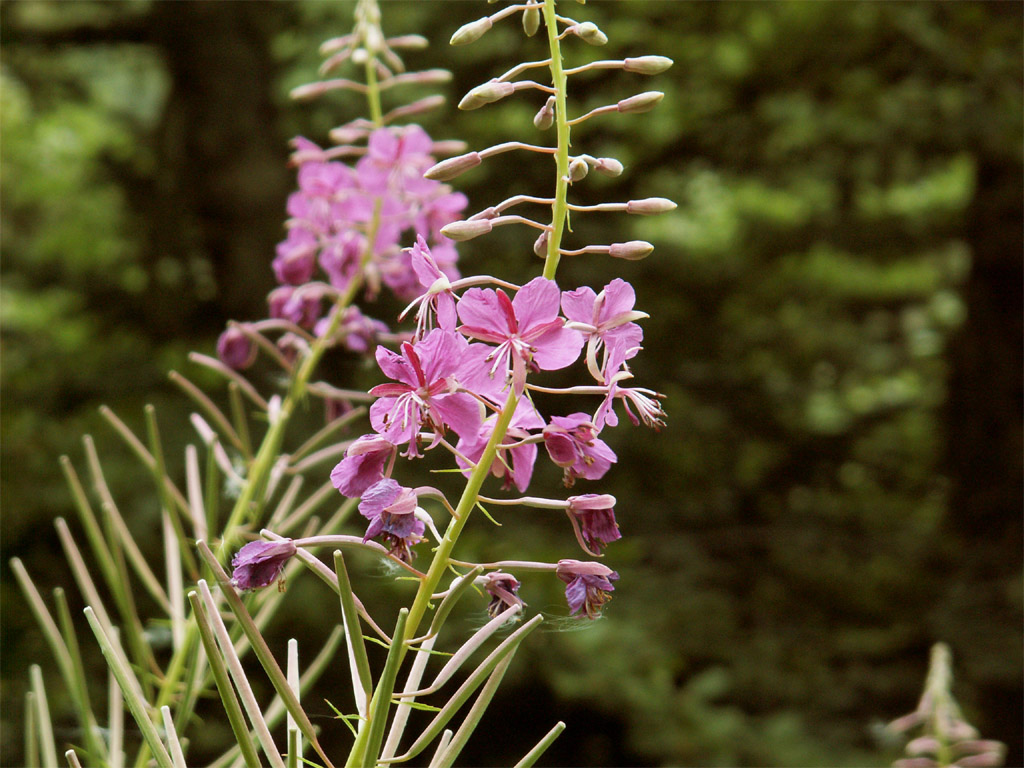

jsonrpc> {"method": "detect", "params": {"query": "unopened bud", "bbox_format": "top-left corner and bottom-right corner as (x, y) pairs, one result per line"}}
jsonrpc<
(568, 157), (589, 182)
(609, 240), (654, 260)
(424, 152), (482, 181)
(459, 80), (516, 110)
(522, 4), (541, 36)
(387, 34), (429, 50)
(624, 55), (674, 75)
(534, 96), (556, 130)
(626, 197), (677, 215)
(617, 91), (664, 114)
(352, 48), (369, 65)
(451, 16), (493, 46)
(441, 219), (493, 242)
(593, 157), (624, 176)
(573, 21), (608, 46)
(533, 231), (549, 258)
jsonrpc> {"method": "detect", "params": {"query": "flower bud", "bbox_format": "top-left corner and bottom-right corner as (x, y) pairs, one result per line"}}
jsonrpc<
(386, 34), (429, 50)
(534, 96), (556, 130)
(626, 197), (677, 215)
(450, 16), (493, 46)
(469, 206), (498, 221)
(573, 22), (608, 46)
(459, 80), (516, 111)
(593, 157), (624, 176)
(533, 230), (549, 258)
(617, 91), (664, 114)
(424, 152), (482, 181)
(568, 157), (589, 182)
(441, 219), (493, 241)
(522, 4), (541, 37)
(624, 55), (674, 75)
(217, 327), (256, 370)
(609, 240), (654, 260)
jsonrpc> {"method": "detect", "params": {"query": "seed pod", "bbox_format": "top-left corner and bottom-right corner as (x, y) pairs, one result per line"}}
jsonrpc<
(451, 16), (493, 46)
(623, 56), (674, 75)
(459, 81), (516, 110)
(617, 91), (664, 114)
(609, 241), (654, 260)
(441, 219), (494, 242)
(424, 152), (482, 181)
(626, 197), (677, 215)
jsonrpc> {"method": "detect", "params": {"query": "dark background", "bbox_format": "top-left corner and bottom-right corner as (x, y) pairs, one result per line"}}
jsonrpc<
(2, 2), (1021, 766)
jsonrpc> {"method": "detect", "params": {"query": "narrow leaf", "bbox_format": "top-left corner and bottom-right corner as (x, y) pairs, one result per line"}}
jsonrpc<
(30, 665), (58, 768)
(333, 551), (373, 717)
(513, 721), (566, 768)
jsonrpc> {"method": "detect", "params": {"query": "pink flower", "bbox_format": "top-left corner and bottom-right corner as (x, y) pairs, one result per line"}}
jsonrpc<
(542, 413), (616, 486)
(231, 540), (297, 590)
(556, 559), (619, 619)
(457, 277), (583, 394)
(561, 278), (644, 382)
(358, 478), (424, 562)
(402, 235), (459, 339)
(331, 434), (396, 497)
(566, 494), (621, 555)
(456, 398), (544, 493)
(368, 329), (483, 456)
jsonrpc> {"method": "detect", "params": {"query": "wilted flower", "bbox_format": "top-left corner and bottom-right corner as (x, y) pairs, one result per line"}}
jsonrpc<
(542, 413), (616, 486)
(231, 539), (297, 590)
(358, 478), (425, 562)
(567, 494), (621, 554)
(482, 571), (525, 618)
(556, 559), (618, 619)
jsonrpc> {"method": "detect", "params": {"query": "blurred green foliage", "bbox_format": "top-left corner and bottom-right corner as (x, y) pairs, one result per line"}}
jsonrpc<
(2, 2), (1020, 766)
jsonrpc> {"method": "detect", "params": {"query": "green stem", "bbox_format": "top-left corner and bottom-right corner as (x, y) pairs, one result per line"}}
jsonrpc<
(542, 0), (570, 281)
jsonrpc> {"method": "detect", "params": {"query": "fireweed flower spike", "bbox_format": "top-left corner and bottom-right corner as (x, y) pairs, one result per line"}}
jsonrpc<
(457, 276), (583, 394)
(556, 559), (619, 619)
(230, 539), (298, 590)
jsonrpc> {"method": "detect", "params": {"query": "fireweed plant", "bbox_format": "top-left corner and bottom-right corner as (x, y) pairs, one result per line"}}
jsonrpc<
(11, 2), (674, 766)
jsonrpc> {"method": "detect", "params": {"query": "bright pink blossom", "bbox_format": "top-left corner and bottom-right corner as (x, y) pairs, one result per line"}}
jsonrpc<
(368, 329), (483, 456)
(561, 278), (644, 382)
(457, 277), (583, 393)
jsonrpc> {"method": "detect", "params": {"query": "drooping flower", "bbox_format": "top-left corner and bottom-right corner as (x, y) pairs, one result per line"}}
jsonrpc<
(358, 478), (424, 562)
(482, 571), (525, 619)
(542, 413), (616, 486)
(566, 494), (622, 554)
(231, 539), (297, 590)
(457, 277), (583, 394)
(331, 434), (396, 497)
(456, 398), (544, 493)
(368, 328), (483, 456)
(401, 235), (459, 339)
(217, 327), (257, 370)
(556, 559), (619, 619)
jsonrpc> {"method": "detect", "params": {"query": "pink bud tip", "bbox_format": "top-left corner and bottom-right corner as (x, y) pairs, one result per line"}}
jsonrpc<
(441, 219), (493, 241)
(450, 17), (493, 46)
(617, 91), (664, 114)
(624, 56), (674, 75)
(459, 81), (516, 110)
(626, 197), (677, 215)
